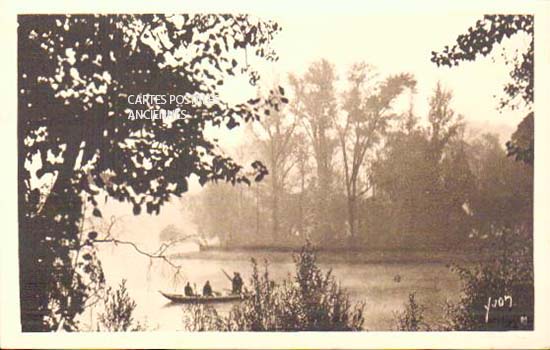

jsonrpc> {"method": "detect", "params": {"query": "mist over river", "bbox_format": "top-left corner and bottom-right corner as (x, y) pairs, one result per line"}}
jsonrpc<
(82, 245), (463, 331)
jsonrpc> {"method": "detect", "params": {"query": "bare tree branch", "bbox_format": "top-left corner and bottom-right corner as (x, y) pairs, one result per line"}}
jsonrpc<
(94, 234), (199, 270)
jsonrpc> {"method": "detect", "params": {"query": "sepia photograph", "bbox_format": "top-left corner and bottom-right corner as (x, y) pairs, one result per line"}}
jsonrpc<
(2, 1), (549, 349)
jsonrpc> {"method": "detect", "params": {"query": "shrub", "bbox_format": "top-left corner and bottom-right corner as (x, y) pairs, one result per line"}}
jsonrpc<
(394, 292), (430, 331)
(443, 226), (533, 331)
(97, 279), (145, 331)
(181, 304), (230, 331)
(182, 241), (365, 331)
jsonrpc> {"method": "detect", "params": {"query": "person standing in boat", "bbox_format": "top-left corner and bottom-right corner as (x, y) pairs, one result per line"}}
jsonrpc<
(232, 272), (243, 295)
(184, 282), (194, 296)
(202, 280), (213, 297)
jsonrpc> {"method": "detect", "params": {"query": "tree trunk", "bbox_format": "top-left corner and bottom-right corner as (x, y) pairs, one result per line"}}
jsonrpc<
(19, 138), (81, 331)
(271, 167), (280, 242)
(347, 196), (357, 239)
(298, 169), (305, 238)
(255, 182), (260, 237)
(317, 157), (332, 243)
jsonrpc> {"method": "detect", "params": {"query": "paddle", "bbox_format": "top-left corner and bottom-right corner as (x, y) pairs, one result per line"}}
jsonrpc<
(221, 268), (232, 282)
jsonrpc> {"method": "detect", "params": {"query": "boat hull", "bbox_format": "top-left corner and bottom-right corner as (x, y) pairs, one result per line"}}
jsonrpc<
(159, 291), (249, 304)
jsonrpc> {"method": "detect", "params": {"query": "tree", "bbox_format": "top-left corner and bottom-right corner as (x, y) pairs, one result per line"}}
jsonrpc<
(422, 84), (471, 243)
(431, 15), (533, 164)
(426, 83), (464, 167)
(467, 133), (533, 235)
(338, 63), (415, 239)
(289, 60), (338, 242)
(373, 83), (470, 248)
(291, 130), (314, 238)
(19, 14), (284, 331)
(373, 126), (433, 245)
(255, 85), (297, 241)
(159, 224), (183, 242)
(188, 179), (262, 247)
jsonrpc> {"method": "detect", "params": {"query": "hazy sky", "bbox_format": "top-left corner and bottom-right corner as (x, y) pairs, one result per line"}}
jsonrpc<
(220, 13), (529, 142)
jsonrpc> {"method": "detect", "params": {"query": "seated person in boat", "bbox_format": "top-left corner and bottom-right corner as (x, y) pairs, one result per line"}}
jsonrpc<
(203, 280), (213, 297)
(232, 272), (244, 294)
(184, 282), (194, 296)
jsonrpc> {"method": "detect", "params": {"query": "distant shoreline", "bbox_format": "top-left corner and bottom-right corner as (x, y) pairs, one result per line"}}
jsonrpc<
(169, 245), (489, 265)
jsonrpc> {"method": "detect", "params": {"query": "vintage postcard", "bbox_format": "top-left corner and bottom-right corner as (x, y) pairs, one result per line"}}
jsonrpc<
(1, 0), (550, 349)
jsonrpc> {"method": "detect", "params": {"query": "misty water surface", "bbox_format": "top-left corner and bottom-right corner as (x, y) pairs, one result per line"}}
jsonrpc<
(82, 245), (462, 331)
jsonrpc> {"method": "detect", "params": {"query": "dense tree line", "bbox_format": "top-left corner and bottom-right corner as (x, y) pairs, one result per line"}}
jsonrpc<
(188, 62), (533, 251)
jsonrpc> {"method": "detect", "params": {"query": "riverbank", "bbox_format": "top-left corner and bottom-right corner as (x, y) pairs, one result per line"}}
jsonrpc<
(169, 247), (487, 265)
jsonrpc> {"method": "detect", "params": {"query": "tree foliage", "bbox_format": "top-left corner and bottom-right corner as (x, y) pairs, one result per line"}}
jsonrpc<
(18, 14), (284, 331)
(289, 60), (339, 242)
(467, 133), (533, 235)
(338, 63), (416, 238)
(431, 15), (533, 164)
(372, 83), (471, 247)
(255, 84), (298, 240)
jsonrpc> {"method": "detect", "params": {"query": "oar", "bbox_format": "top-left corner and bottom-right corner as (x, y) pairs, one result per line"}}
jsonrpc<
(221, 268), (232, 282)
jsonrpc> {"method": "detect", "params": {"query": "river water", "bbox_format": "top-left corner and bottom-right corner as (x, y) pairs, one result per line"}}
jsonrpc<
(83, 245), (463, 331)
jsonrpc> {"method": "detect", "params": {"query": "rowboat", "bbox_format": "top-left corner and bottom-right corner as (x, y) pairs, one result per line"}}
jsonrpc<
(159, 291), (250, 304)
